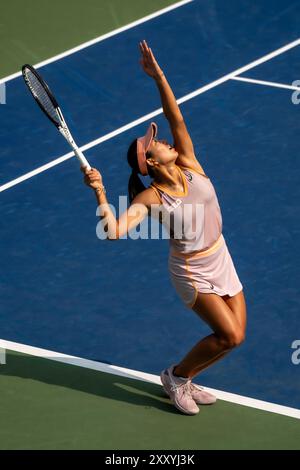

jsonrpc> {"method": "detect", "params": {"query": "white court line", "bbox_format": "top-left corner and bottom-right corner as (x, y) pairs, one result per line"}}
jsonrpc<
(0, 339), (299, 420)
(1, 37), (300, 193)
(0, 347), (6, 365)
(0, 0), (193, 85)
(232, 75), (300, 91)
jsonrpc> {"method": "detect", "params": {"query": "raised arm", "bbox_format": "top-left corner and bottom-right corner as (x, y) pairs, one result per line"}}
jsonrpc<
(139, 40), (205, 173)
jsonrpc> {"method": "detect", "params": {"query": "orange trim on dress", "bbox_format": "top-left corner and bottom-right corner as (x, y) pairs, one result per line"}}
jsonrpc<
(150, 166), (188, 198)
(148, 184), (163, 204)
(170, 234), (224, 260)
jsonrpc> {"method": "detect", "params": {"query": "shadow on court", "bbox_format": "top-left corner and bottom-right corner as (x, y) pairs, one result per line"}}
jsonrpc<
(1, 351), (300, 450)
(0, 351), (179, 415)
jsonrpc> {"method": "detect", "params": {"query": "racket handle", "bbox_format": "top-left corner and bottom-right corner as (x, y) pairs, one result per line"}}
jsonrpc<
(73, 145), (91, 171)
(58, 127), (91, 170)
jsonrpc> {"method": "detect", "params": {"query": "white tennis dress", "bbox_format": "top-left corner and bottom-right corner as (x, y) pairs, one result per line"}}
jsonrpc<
(150, 165), (243, 308)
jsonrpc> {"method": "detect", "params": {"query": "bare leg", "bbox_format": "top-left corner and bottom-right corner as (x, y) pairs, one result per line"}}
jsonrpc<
(186, 290), (247, 377)
(222, 290), (247, 331)
(174, 290), (247, 379)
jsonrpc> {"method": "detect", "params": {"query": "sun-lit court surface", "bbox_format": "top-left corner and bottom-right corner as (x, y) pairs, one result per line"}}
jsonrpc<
(1, 0), (300, 450)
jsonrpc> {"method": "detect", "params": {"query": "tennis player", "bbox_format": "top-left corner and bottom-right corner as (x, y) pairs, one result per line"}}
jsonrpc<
(83, 40), (247, 416)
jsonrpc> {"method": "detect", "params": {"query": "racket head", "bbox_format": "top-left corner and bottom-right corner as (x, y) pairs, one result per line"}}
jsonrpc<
(22, 64), (61, 128)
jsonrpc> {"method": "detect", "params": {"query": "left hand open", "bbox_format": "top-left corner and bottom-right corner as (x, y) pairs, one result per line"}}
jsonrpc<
(139, 40), (164, 80)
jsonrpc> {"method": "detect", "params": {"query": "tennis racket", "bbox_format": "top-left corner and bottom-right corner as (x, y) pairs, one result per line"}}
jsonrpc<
(22, 64), (91, 170)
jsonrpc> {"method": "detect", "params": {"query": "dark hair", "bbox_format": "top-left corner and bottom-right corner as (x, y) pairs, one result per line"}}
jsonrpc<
(127, 139), (154, 203)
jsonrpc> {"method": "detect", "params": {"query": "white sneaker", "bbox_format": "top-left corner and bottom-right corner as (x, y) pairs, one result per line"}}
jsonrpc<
(189, 383), (217, 405)
(160, 365), (199, 415)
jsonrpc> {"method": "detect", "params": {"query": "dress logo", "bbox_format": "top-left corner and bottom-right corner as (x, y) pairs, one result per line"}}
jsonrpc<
(166, 198), (182, 212)
(186, 172), (193, 182)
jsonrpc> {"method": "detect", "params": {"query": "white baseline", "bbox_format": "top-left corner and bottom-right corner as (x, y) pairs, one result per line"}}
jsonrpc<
(0, 339), (299, 420)
(0, 0), (193, 85)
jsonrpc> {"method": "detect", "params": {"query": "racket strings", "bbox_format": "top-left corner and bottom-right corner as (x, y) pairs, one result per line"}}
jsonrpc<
(24, 68), (60, 126)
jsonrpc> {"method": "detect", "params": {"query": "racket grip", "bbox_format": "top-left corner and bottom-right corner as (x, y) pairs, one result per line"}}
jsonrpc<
(59, 128), (91, 170)
(73, 145), (91, 171)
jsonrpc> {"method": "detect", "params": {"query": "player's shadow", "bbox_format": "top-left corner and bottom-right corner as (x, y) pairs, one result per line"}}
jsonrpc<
(0, 351), (182, 416)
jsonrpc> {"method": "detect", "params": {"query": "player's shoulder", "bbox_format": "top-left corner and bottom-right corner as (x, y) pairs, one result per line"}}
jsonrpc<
(176, 155), (207, 177)
(176, 153), (205, 171)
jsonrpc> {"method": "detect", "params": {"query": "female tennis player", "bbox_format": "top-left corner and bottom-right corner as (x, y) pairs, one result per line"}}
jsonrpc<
(83, 40), (247, 416)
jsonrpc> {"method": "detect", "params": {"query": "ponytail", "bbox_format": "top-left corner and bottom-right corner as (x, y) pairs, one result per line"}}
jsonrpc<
(128, 170), (147, 204)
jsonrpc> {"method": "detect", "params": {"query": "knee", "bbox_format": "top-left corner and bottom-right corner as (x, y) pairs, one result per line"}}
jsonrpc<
(218, 329), (246, 350)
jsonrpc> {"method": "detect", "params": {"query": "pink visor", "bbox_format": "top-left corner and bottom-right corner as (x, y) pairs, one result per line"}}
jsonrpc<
(137, 122), (158, 176)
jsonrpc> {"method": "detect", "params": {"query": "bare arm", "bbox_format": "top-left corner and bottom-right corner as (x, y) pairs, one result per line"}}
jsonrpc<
(139, 40), (205, 173)
(83, 167), (156, 240)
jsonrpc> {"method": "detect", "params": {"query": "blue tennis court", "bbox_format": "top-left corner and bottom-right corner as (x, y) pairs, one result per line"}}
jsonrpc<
(1, 0), (299, 424)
